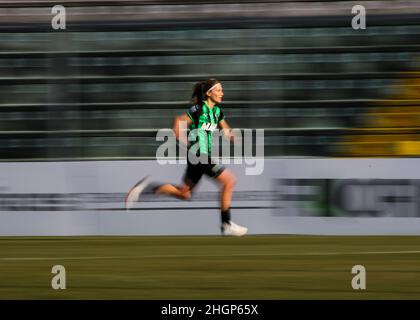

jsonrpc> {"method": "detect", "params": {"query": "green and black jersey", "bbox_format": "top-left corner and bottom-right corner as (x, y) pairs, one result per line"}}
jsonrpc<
(186, 101), (225, 155)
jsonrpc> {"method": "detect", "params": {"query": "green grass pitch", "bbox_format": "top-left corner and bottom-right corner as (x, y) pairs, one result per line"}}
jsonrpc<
(0, 235), (420, 299)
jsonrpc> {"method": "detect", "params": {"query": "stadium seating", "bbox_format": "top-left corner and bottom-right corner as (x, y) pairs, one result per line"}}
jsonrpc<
(0, 1), (419, 159)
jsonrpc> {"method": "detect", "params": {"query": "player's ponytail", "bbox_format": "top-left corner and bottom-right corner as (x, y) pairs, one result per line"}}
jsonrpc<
(191, 81), (205, 106)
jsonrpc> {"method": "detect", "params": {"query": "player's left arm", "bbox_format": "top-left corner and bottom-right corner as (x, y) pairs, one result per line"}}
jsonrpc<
(219, 119), (238, 142)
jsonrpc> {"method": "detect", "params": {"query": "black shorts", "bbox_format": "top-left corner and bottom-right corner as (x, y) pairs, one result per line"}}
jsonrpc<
(184, 155), (226, 185)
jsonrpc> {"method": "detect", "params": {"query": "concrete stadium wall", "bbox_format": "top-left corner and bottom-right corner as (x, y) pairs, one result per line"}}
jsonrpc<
(1, 159), (420, 236)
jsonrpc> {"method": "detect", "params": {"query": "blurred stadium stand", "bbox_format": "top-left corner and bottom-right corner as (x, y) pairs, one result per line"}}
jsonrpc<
(0, 0), (420, 160)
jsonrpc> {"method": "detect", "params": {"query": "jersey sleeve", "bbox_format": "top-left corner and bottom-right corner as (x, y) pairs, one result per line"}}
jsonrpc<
(187, 105), (200, 123)
(218, 108), (225, 123)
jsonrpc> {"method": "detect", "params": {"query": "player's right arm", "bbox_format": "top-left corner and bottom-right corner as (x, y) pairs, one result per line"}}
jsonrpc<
(172, 113), (192, 146)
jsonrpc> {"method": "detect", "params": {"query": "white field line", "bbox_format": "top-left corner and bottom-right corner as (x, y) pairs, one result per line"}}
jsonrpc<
(1, 250), (420, 261)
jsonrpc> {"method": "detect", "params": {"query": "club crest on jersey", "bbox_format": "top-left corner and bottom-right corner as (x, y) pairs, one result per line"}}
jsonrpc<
(201, 123), (217, 132)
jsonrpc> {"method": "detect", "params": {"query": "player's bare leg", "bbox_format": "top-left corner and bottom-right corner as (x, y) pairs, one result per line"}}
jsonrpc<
(216, 169), (236, 211)
(155, 183), (192, 201)
(216, 169), (247, 236)
(125, 175), (196, 210)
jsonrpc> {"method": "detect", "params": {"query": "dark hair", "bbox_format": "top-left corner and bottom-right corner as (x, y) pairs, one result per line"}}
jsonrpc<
(191, 78), (220, 105)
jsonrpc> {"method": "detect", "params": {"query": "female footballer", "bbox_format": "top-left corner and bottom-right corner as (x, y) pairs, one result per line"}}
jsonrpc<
(125, 78), (247, 236)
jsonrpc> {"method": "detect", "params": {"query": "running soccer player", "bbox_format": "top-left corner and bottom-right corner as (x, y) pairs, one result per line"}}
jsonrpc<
(125, 78), (248, 236)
